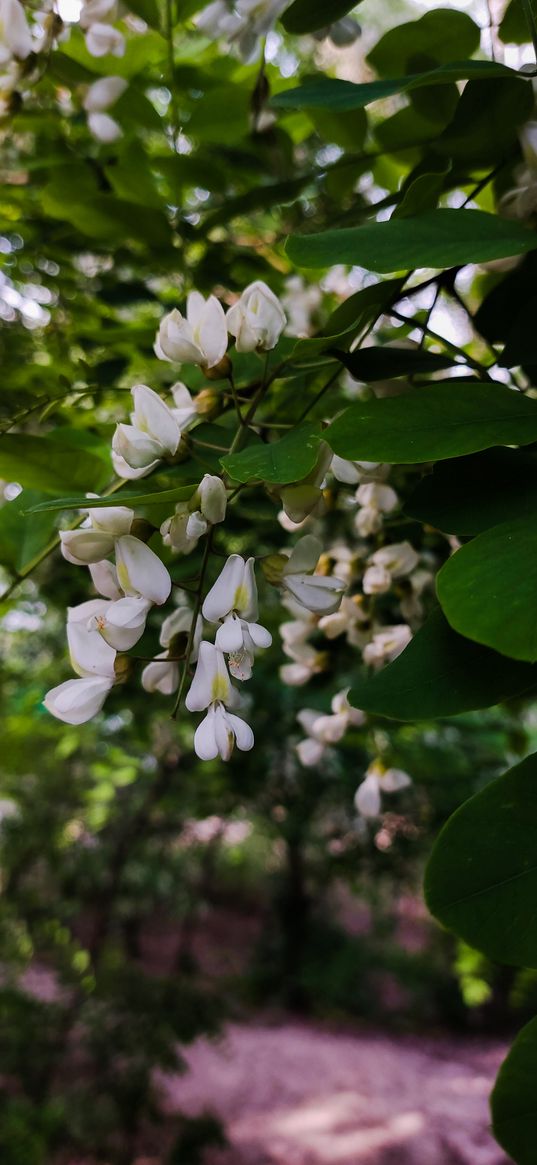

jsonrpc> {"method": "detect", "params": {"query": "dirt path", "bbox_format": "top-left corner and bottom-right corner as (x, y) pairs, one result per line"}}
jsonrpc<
(156, 1020), (510, 1165)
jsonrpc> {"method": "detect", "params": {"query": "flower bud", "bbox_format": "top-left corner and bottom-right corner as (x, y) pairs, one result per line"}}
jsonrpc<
(226, 281), (286, 353)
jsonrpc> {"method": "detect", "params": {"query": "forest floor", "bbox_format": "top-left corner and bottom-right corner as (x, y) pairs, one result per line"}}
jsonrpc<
(156, 1018), (509, 1165)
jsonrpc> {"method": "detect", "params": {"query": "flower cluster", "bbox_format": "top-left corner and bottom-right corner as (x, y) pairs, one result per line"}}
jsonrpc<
(155, 282), (286, 370)
(45, 507), (171, 723)
(0, 0), (60, 114)
(194, 0), (360, 62)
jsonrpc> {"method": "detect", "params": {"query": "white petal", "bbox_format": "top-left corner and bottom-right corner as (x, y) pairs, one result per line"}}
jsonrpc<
(115, 536), (171, 605)
(112, 450), (158, 480)
(381, 768), (412, 793)
(96, 596), (150, 650)
(131, 383), (180, 455)
(247, 621), (272, 648)
(87, 505), (133, 535)
(284, 573), (345, 615)
(186, 641), (231, 711)
(285, 535), (322, 576)
(296, 738), (325, 767)
(354, 775), (381, 818)
(60, 530), (114, 566)
(202, 555), (246, 622)
(225, 711), (254, 753)
(196, 295), (228, 368)
(112, 423), (164, 470)
(194, 707), (219, 760)
(215, 615), (244, 654)
(44, 676), (113, 725)
(88, 112), (122, 143)
(83, 74), (128, 112)
(89, 560), (123, 600)
(141, 657), (179, 695)
(198, 474), (227, 524)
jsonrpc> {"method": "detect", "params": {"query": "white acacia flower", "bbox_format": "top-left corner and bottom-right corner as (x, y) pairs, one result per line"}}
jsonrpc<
(355, 482), (399, 538)
(0, 0), (32, 63)
(280, 641), (326, 687)
(202, 555), (271, 676)
(354, 762), (412, 818)
(226, 281), (286, 353)
(186, 641), (234, 712)
(368, 541), (419, 579)
(87, 111), (122, 143)
(281, 276), (322, 338)
(363, 624), (412, 669)
(60, 505), (133, 566)
(296, 689), (365, 767)
(156, 292), (228, 369)
(362, 564), (391, 596)
(85, 22), (125, 57)
(161, 474), (227, 554)
(331, 455), (366, 485)
(87, 595), (151, 651)
(83, 74), (127, 111)
(115, 535), (171, 605)
(194, 702), (254, 761)
(282, 536), (346, 615)
(44, 676), (114, 725)
(112, 384), (181, 480)
(141, 653), (179, 695)
(318, 596), (369, 644)
(195, 0), (242, 40)
(67, 600), (117, 679)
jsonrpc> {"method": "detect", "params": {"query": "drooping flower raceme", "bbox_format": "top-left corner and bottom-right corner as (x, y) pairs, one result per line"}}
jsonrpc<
(202, 554), (271, 680)
(186, 641), (254, 760)
(362, 541), (419, 597)
(156, 292), (228, 370)
(226, 280), (286, 353)
(354, 761), (412, 818)
(281, 536), (346, 616)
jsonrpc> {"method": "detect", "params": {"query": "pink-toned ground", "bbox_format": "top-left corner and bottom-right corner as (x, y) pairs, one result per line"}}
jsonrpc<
(156, 1020), (510, 1165)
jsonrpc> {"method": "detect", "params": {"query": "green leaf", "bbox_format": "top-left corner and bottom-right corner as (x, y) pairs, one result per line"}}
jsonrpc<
(491, 1015), (537, 1165)
(26, 484), (197, 514)
(393, 162), (451, 219)
(436, 77), (533, 165)
(0, 490), (59, 574)
(221, 423), (322, 484)
(272, 61), (520, 112)
(333, 346), (456, 380)
(437, 515), (537, 662)
(286, 209), (537, 272)
(406, 449), (537, 534)
(290, 280), (404, 363)
(349, 608), (537, 721)
(281, 0), (362, 35)
(325, 382), (537, 464)
(499, 0), (529, 44)
(126, 0), (161, 29)
(425, 752), (537, 967)
(0, 435), (110, 494)
(367, 9), (480, 76)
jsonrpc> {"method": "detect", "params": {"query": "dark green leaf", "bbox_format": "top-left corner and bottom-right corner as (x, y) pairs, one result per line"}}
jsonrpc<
(272, 61), (519, 112)
(221, 423), (322, 484)
(437, 515), (537, 662)
(0, 491), (59, 574)
(492, 1015), (537, 1165)
(281, 0), (362, 35)
(436, 78), (533, 165)
(367, 9), (480, 76)
(425, 752), (537, 967)
(406, 449), (537, 534)
(349, 608), (537, 721)
(290, 280), (404, 363)
(499, 0), (529, 44)
(0, 435), (110, 494)
(286, 209), (537, 272)
(393, 162), (451, 219)
(325, 382), (537, 463)
(333, 346), (456, 380)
